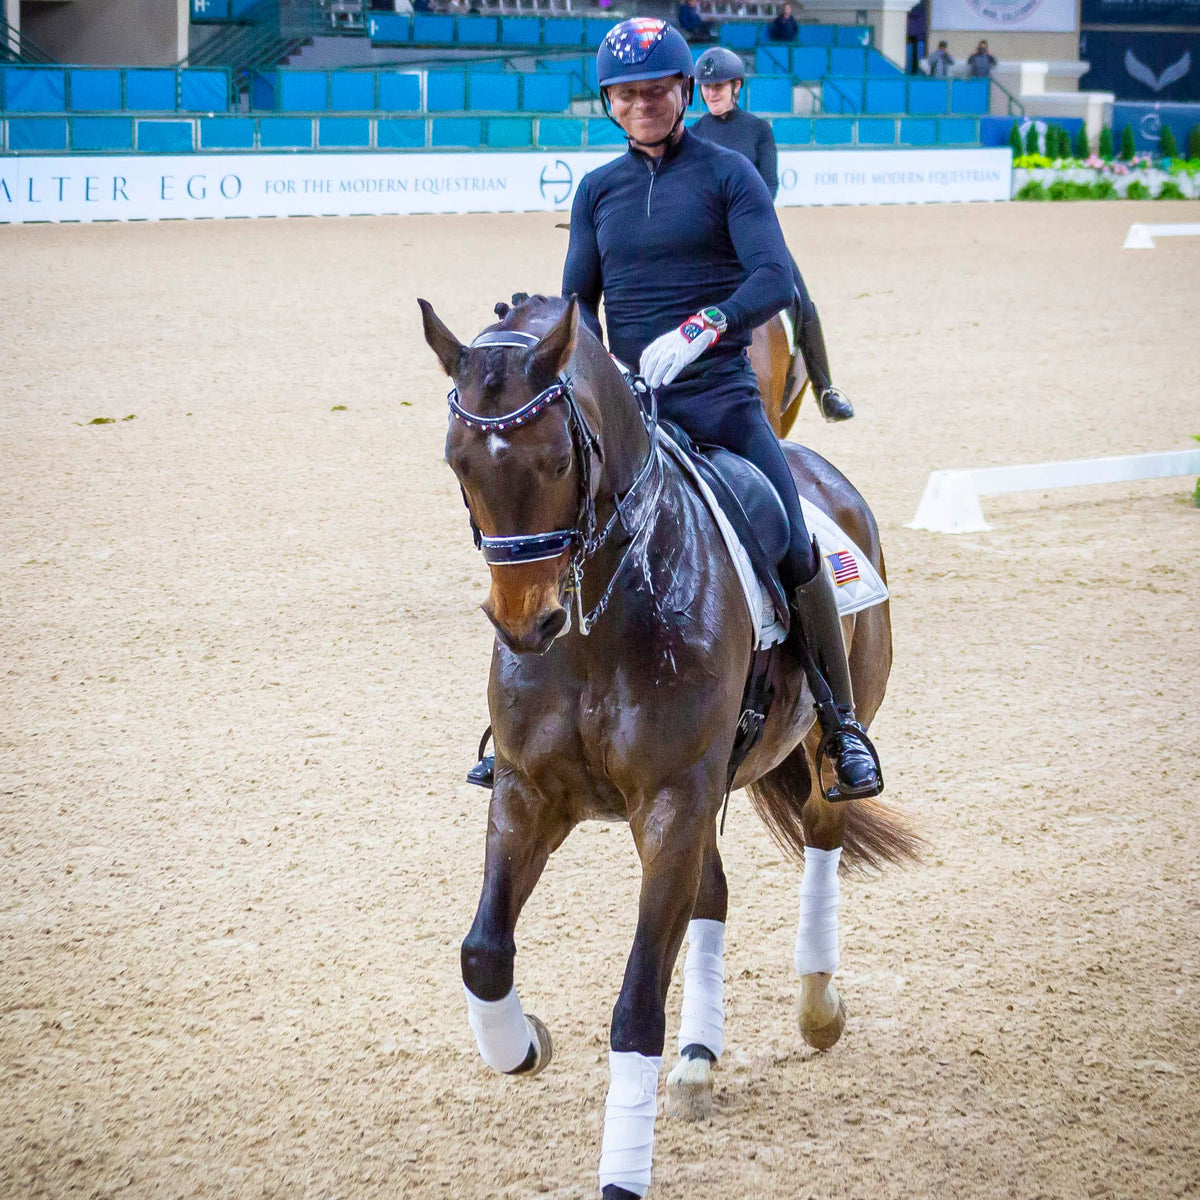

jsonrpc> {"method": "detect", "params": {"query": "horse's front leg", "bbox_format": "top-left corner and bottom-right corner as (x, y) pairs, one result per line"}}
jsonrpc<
(796, 791), (847, 1050)
(461, 778), (572, 1076)
(600, 775), (717, 1200)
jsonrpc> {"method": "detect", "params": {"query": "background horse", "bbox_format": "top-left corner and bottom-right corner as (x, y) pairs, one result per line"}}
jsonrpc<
(751, 313), (808, 439)
(420, 293), (917, 1200)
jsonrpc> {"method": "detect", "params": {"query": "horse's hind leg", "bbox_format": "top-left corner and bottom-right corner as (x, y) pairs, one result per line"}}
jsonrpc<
(666, 830), (727, 1121)
(460, 779), (572, 1077)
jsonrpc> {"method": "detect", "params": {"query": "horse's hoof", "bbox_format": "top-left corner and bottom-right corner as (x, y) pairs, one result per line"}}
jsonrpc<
(522, 1013), (553, 1077)
(798, 975), (846, 1051)
(666, 1054), (714, 1121)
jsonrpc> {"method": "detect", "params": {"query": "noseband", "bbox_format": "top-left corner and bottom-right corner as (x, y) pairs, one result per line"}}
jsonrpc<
(447, 328), (660, 636)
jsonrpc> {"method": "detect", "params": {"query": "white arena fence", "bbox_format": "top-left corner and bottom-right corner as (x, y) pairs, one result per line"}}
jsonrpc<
(0, 147), (1012, 223)
(907, 449), (1200, 534)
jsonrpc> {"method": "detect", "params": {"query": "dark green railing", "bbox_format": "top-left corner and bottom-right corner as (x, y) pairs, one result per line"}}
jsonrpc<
(0, 17), (57, 65)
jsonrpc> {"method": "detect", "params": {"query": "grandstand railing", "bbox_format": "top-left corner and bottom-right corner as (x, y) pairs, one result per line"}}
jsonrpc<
(0, 65), (233, 112)
(0, 17), (57, 65)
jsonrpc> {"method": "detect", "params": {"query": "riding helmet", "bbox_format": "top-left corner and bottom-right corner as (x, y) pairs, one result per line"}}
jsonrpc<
(596, 18), (696, 88)
(695, 46), (746, 84)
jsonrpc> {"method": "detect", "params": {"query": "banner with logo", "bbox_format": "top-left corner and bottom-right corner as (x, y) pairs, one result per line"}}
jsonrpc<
(1080, 30), (1200, 102)
(1081, 0), (1200, 26)
(1112, 100), (1200, 150)
(0, 147), (1011, 224)
(932, 0), (1077, 31)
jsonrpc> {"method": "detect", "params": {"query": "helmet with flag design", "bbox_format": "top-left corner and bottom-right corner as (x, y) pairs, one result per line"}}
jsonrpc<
(595, 18), (695, 89)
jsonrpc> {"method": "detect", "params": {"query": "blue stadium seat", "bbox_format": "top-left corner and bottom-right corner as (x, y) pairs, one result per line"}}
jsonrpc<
(812, 116), (855, 145)
(124, 69), (176, 110)
(828, 47), (866, 75)
(719, 24), (759, 50)
(431, 116), (482, 146)
(486, 117), (533, 147)
(587, 118), (626, 145)
(179, 69), (228, 112)
(522, 74), (570, 111)
(821, 77), (862, 113)
(368, 13), (410, 43)
(6, 117), (68, 150)
(412, 14), (456, 44)
(378, 73), (420, 111)
(834, 25), (870, 46)
(756, 46), (791, 75)
(6, 68), (66, 112)
(469, 73), (519, 111)
(907, 77), (949, 114)
(249, 71), (275, 110)
(584, 18), (611, 47)
(899, 116), (937, 144)
(937, 116), (977, 143)
(278, 72), (327, 111)
(426, 72), (466, 111)
(68, 69), (121, 112)
(543, 18), (584, 46)
(865, 78), (905, 113)
(137, 119), (194, 151)
(790, 47), (826, 79)
(319, 116), (370, 147)
(745, 76), (792, 113)
(458, 17), (499, 45)
(199, 116), (255, 149)
(330, 72), (374, 111)
(772, 117), (810, 145)
(71, 116), (134, 151)
(258, 116), (313, 147)
(866, 48), (903, 75)
(537, 117), (583, 147)
(377, 117), (425, 148)
(501, 17), (541, 45)
(950, 78), (989, 114)
(856, 116), (896, 144)
(798, 25), (835, 46)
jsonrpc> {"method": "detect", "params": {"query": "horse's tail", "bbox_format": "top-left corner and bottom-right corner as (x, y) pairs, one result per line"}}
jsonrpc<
(747, 751), (923, 872)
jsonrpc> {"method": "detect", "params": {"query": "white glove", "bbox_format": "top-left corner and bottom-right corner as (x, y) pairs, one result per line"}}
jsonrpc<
(638, 311), (724, 389)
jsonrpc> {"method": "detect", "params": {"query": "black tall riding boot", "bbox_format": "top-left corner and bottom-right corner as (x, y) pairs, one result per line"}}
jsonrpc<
(467, 726), (494, 789)
(791, 548), (882, 800)
(795, 306), (855, 423)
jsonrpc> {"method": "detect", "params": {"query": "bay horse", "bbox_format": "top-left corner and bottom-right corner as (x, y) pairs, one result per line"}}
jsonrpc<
(419, 293), (917, 1199)
(751, 313), (807, 440)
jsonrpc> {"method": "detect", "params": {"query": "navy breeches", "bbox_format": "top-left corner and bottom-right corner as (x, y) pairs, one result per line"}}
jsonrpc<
(657, 357), (817, 590)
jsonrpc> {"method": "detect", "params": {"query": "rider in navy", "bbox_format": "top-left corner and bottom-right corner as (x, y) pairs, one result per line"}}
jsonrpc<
(692, 44), (854, 423)
(469, 19), (880, 806)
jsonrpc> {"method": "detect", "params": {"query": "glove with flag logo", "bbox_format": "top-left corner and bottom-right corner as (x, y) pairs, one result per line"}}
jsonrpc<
(638, 308), (726, 389)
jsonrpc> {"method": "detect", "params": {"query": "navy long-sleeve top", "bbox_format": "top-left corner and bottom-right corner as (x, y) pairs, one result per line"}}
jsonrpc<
(562, 129), (793, 371)
(692, 106), (779, 199)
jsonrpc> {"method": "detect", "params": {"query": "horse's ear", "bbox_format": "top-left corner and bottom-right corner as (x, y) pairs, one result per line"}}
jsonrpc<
(525, 296), (579, 384)
(418, 298), (466, 379)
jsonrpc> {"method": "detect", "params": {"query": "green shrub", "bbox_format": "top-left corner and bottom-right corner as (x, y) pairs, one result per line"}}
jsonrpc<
(1008, 122), (1024, 156)
(1157, 180), (1186, 199)
(1126, 179), (1151, 199)
(1159, 125), (1178, 159)
(1025, 123), (1041, 155)
(1074, 124), (1090, 158)
(1120, 124), (1136, 161)
(1048, 179), (1068, 200)
(1059, 126), (1073, 158)
(1016, 180), (1048, 201)
(1188, 125), (1200, 161)
(1090, 178), (1117, 199)
(1099, 126), (1114, 159)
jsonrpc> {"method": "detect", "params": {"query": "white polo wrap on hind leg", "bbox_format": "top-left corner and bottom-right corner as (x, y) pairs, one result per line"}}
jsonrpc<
(463, 985), (534, 1073)
(598, 1051), (662, 1198)
(794, 845), (841, 976)
(676, 918), (725, 1059)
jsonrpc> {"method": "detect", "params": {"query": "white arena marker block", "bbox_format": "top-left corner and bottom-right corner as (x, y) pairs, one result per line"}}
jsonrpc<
(1124, 223), (1200, 249)
(1124, 224), (1155, 249)
(908, 449), (1200, 535)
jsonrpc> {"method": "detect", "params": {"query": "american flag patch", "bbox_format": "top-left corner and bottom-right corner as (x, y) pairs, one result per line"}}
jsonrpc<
(605, 18), (668, 64)
(826, 550), (860, 586)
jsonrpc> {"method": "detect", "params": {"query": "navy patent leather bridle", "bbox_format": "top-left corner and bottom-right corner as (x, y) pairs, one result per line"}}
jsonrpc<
(447, 329), (660, 636)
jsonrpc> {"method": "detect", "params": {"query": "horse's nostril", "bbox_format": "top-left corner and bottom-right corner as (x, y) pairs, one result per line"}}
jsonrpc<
(538, 609), (567, 644)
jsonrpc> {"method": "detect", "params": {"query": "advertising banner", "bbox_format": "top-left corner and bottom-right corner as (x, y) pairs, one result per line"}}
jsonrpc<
(0, 147), (1011, 224)
(1081, 0), (1200, 26)
(931, 0), (1077, 32)
(1080, 30), (1200, 101)
(1112, 99), (1200, 148)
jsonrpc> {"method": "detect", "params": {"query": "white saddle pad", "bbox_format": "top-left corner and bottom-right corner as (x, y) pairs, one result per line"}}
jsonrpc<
(660, 435), (889, 650)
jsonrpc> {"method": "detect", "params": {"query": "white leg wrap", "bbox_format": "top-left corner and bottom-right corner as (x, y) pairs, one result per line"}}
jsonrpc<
(676, 919), (725, 1060)
(794, 845), (841, 977)
(463, 985), (533, 1074)
(598, 1051), (662, 1198)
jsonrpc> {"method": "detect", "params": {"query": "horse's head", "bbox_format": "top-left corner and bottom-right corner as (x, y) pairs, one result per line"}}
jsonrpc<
(420, 295), (594, 656)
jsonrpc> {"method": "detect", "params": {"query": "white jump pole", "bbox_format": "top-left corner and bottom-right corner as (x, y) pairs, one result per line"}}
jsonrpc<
(1124, 223), (1200, 249)
(907, 448), (1200, 534)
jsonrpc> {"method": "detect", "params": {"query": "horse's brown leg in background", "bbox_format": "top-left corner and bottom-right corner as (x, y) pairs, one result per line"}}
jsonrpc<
(666, 828), (728, 1121)
(600, 779), (718, 1200)
(460, 778), (573, 1078)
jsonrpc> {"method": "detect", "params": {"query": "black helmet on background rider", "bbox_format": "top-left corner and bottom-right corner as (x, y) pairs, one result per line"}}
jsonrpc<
(694, 46), (746, 86)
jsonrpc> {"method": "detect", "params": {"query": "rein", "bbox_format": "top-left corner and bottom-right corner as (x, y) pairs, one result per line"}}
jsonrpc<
(447, 329), (660, 637)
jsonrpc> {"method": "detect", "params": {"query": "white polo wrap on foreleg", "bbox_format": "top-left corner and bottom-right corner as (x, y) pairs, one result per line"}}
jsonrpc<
(676, 918), (725, 1059)
(598, 1050), (662, 1198)
(794, 845), (841, 976)
(463, 985), (533, 1073)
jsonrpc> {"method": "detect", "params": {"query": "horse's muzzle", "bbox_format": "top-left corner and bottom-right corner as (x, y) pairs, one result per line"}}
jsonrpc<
(482, 559), (570, 655)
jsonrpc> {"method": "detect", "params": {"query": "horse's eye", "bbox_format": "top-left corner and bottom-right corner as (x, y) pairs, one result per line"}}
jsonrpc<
(553, 456), (572, 479)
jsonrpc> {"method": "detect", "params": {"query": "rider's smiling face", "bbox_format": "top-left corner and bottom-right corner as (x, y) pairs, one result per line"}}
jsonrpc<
(607, 77), (686, 150)
(700, 81), (739, 116)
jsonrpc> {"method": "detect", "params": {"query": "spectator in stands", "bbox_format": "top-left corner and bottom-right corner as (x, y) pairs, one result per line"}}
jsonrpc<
(768, 3), (799, 42)
(905, 2), (926, 72)
(967, 39), (996, 77)
(677, 0), (717, 43)
(927, 40), (954, 77)
(412, 0), (432, 11)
